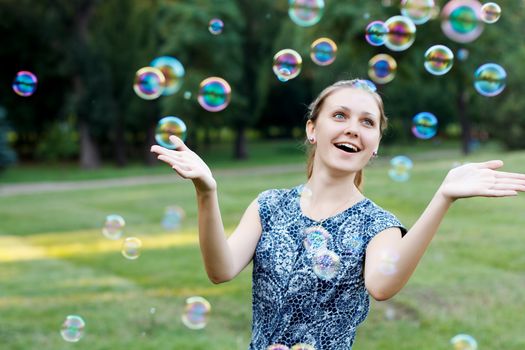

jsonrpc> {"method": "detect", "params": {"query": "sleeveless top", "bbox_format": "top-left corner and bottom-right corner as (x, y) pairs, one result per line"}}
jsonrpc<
(249, 185), (407, 350)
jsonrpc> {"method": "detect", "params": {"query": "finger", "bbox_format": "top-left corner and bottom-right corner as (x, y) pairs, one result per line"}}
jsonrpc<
(169, 135), (190, 151)
(492, 183), (525, 192)
(485, 189), (518, 197)
(157, 154), (189, 168)
(151, 145), (184, 159)
(495, 171), (525, 180)
(477, 160), (504, 170)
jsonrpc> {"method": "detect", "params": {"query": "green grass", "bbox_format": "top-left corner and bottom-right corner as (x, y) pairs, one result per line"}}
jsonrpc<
(1, 144), (525, 349)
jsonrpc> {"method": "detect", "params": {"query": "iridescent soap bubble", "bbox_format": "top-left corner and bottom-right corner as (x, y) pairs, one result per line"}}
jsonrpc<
(310, 37), (337, 66)
(457, 48), (469, 61)
(480, 2), (501, 23)
(102, 214), (125, 240)
(303, 226), (330, 253)
(267, 344), (290, 350)
(288, 0), (325, 27)
(133, 67), (166, 100)
(473, 63), (506, 97)
(384, 15), (416, 51)
(273, 49), (302, 81)
(60, 315), (85, 342)
(400, 0), (435, 25)
(122, 237), (142, 260)
(424, 45), (454, 75)
(290, 344), (316, 350)
(365, 21), (388, 46)
(12, 71), (37, 97)
(312, 249), (340, 280)
(388, 155), (413, 182)
(412, 112), (438, 139)
(368, 54), (397, 84)
(181, 296), (211, 330)
(162, 205), (186, 230)
(299, 184), (313, 199)
(183, 91), (192, 100)
(450, 334), (478, 350)
(208, 18), (224, 34)
(378, 249), (400, 275)
(155, 116), (187, 149)
(197, 77), (231, 112)
(150, 56), (185, 96)
(441, 0), (484, 43)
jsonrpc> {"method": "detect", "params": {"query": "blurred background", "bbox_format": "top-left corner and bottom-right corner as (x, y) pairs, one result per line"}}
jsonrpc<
(1, 1), (525, 349)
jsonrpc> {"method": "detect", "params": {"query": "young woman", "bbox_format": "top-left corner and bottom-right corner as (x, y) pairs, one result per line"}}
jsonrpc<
(150, 79), (525, 350)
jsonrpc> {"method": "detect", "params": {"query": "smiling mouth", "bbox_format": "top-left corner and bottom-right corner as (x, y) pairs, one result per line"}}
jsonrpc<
(334, 143), (360, 153)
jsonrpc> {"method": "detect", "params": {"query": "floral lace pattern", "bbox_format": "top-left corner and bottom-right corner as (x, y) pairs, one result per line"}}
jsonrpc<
(249, 185), (406, 350)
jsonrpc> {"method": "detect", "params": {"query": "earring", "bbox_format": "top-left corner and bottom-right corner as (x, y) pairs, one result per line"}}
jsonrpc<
(372, 151), (378, 157)
(308, 136), (315, 143)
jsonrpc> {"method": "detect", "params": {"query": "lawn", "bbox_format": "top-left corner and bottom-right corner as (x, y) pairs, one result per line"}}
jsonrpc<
(0, 141), (524, 349)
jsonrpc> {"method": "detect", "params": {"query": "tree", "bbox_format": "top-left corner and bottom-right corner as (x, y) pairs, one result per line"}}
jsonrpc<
(0, 107), (17, 172)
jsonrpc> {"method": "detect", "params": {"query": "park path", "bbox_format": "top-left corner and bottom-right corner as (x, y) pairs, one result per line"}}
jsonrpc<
(0, 163), (304, 197)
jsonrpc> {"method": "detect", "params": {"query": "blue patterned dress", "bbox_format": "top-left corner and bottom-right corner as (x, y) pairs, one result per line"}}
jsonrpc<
(249, 185), (406, 350)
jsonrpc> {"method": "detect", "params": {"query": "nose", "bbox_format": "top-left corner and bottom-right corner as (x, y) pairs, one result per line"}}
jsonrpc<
(343, 120), (359, 137)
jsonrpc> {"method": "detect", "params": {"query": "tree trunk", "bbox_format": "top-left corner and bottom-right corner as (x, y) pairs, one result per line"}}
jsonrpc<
(113, 102), (127, 167)
(79, 119), (101, 169)
(234, 124), (248, 160)
(144, 120), (157, 166)
(458, 89), (472, 155)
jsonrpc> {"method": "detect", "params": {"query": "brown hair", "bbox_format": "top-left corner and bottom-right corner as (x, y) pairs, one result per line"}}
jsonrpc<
(305, 79), (389, 191)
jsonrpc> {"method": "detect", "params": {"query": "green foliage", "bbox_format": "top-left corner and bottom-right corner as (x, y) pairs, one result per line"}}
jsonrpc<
(34, 116), (79, 162)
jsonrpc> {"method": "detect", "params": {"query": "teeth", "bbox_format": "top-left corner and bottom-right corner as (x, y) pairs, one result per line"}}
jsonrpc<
(335, 143), (359, 152)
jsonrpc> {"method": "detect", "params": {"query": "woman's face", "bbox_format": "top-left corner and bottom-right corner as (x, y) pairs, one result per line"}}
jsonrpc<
(306, 87), (381, 176)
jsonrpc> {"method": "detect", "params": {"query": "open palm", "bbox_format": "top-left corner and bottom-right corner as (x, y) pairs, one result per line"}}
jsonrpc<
(439, 160), (525, 200)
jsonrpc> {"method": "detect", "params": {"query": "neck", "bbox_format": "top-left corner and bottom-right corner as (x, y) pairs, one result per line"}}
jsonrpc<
(302, 171), (364, 222)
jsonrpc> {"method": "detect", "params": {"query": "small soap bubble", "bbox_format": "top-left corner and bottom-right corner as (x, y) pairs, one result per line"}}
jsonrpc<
(299, 185), (313, 199)
(424, 45), (454, 75)
(384, 306), (397, 320)
(183, 91), (192, 100)
(388, 155), (413, 182)
(365, 21), (388, 46)
(208, 18), (224, 34)
(102, 214), (125, 240)
(473, 63), (506, 97)
(450, 334), (478, 350)
(288, 0), (325, 27)
(384, 15), (416, 51)
(12, 71), (38, 97)
(162, 205), (186, 230)
(290, 344), (316, 350)
(267, 345), (290, 350)
(310, 37), (337, 66)
(412, 112), (438, 139)
(303, 226), (330, 253)
(378, 249), (400, 275)
(368, 54), (397, 84)
(441, 0), (484, 43)
(60, 315), (85, 342)
(133, 67), (165, 100)
(312, 249), (340, 280)
(456, 48), (469, 61)
(400, 0), (435, 25)
(155, 116), (187, 149)
(150, 56), (185, 96)
(122, 237), (142, 260)
(273, 49), (302, 81)
(197, 77), (231, 112)
(480, 2), (501, 23)
(181, 296), (211, 330)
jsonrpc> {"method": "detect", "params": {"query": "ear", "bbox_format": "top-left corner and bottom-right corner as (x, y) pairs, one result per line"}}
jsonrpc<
(306, 119), (315, 139)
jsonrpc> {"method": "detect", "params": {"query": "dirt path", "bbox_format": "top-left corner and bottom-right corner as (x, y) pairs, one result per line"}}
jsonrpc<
(0, 163), (304, 197)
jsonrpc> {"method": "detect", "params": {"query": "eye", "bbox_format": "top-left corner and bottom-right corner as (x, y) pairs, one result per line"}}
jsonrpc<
(333, 112), (346, 120)
(362, 118), (375, 127)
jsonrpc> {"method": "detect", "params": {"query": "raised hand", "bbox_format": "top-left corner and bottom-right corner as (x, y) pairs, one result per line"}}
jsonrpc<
(438, 160), (525, 201)
(150, 135), (217, 193)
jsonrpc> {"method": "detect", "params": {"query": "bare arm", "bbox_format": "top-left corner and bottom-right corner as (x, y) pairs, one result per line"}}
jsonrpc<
(364, 160), (525, 301)
(151, 136), (262, 284)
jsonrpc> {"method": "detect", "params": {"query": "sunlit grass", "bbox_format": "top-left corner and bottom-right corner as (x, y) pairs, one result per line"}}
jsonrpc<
(1, 146), (524, 349)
